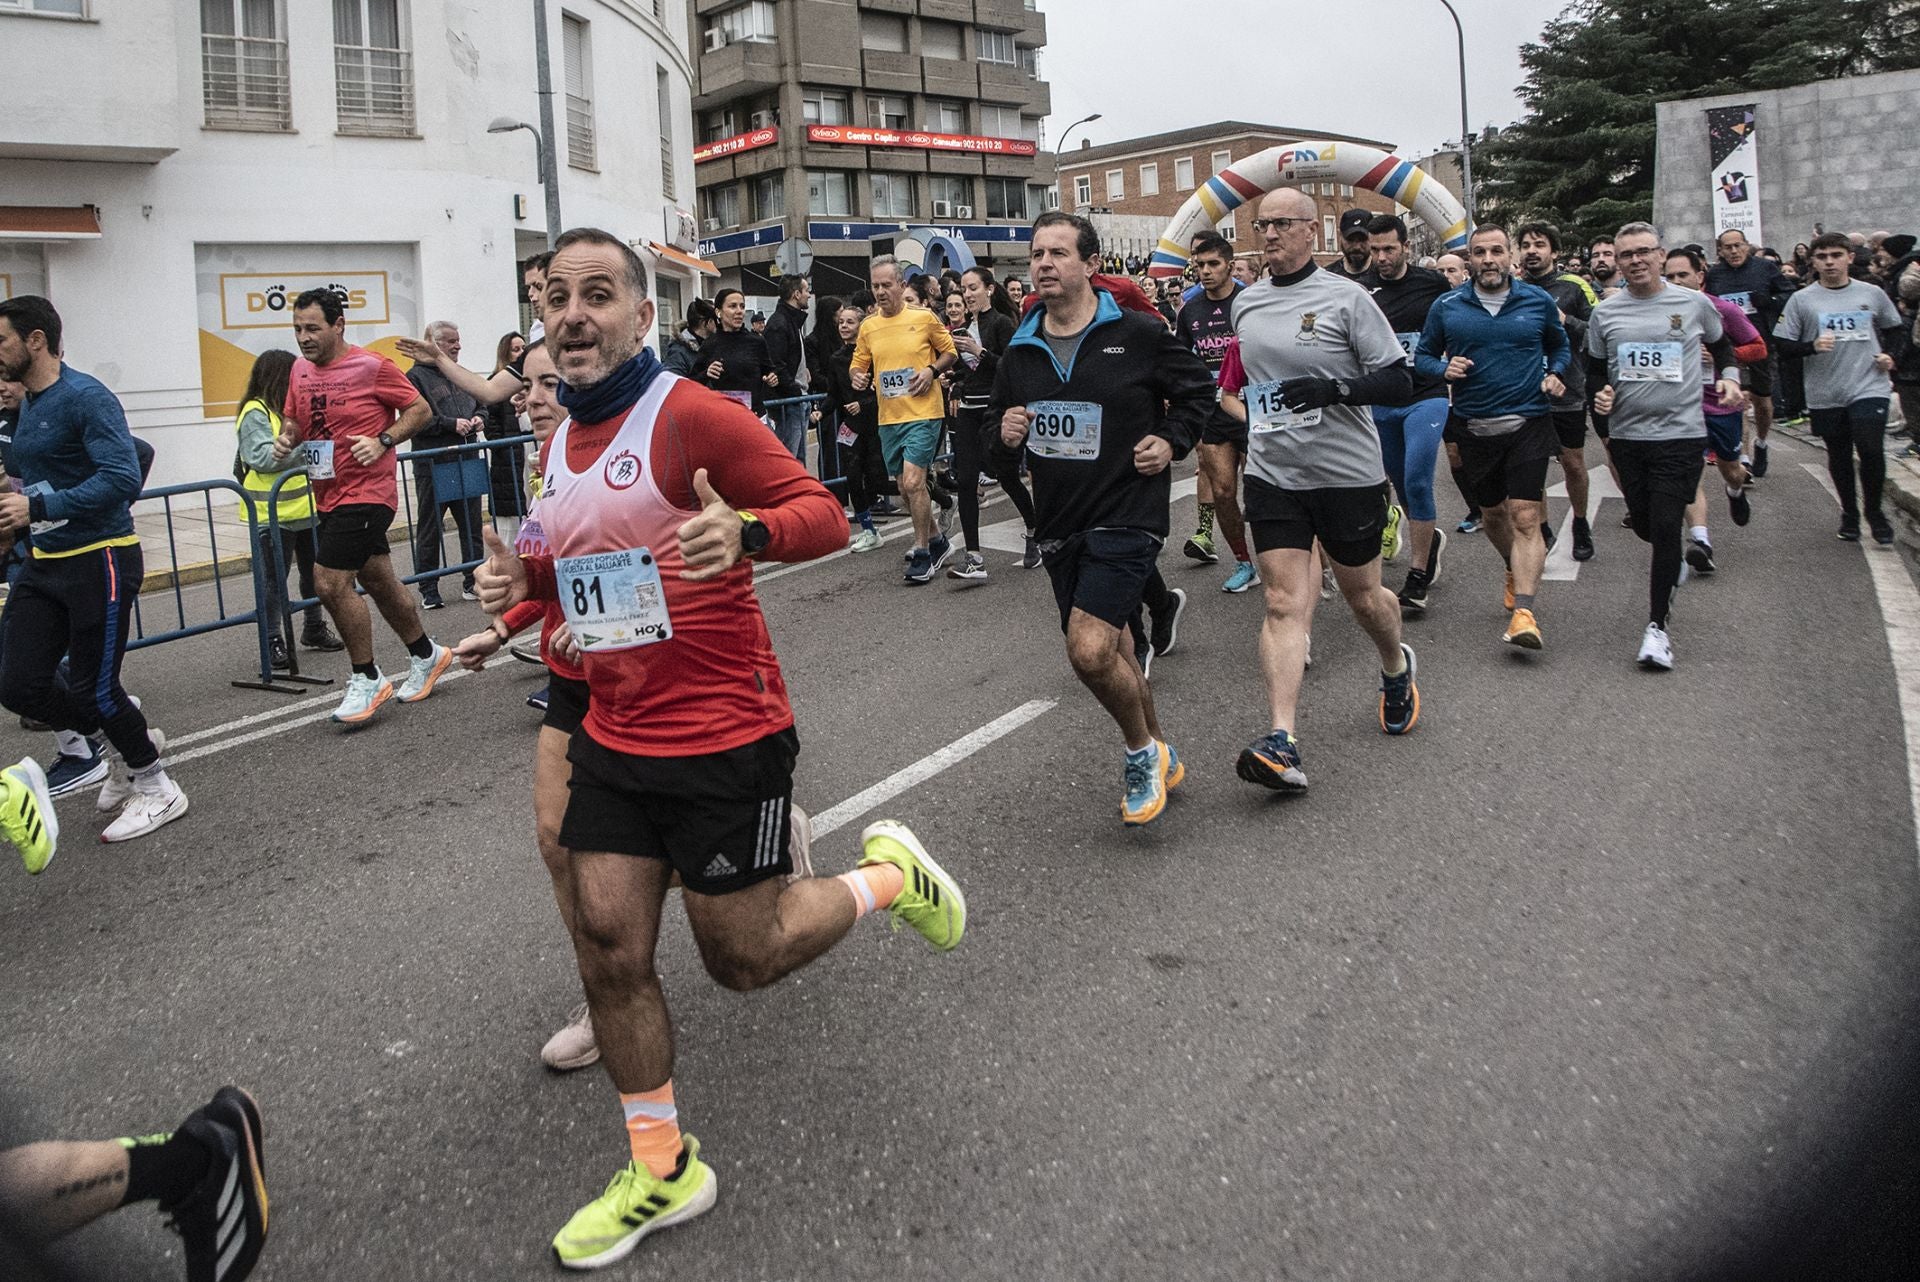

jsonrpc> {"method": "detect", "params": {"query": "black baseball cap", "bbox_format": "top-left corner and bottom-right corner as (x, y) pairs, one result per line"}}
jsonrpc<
(1339, 209), (1373, 240)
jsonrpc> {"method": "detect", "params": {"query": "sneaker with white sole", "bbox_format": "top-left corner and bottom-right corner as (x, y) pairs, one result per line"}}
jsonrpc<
(541, 1001), (599, 1071)
(96, 729), (168, 814)
(848, 527), (883, 553)
(100, 770), (188, 843)
(397, 643), (454, 703)
(332, 671), (394, 725)
(2, 757), (58, 875)
(45, 744), (110, 798)
(946, 551), (988, 581)
(787, 803), (814, 882)
(1637, 622), (1674, 671)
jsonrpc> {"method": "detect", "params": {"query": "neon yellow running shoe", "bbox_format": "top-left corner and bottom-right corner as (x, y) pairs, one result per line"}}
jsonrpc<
(2, 758), (58, 875)
(858, 820), (966, 951)
(552, 1137), (717, 1271)
(1381, 502), (1405, 563)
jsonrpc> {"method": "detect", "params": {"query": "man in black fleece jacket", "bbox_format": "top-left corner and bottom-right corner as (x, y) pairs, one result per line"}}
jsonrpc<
(990, 211), (1215, 828)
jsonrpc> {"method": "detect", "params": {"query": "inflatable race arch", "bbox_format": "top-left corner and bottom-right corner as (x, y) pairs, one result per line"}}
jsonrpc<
(1146, 142), (1470, 278)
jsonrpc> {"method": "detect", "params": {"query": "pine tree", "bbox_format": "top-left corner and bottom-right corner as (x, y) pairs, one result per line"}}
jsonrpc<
(1476, 0), (1920, 243)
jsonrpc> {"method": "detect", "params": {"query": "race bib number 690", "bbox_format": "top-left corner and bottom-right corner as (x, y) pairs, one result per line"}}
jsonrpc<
(1026, 400), (1103, 460)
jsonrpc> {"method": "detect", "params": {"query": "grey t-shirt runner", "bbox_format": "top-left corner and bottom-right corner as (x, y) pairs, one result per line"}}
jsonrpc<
(1232, 267), (1409, 490)
(1587, 282), (1725, 441)
(1777, 279), (1902, 410)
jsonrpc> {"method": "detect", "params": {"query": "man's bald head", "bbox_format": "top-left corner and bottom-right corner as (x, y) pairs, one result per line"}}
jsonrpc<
(1257, 187), (1316, 220)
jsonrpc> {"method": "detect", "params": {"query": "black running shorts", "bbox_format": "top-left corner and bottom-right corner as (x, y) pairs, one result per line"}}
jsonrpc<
(1452, 416), (1556, 508)
(541, 674), (590, 736)
(1041, 527), (1161, 633)
(559, 727), (798, 895)
(1243, 474), (1389, 568)
(1551, 409), (1588, 452)
(313, 503), (395, 572)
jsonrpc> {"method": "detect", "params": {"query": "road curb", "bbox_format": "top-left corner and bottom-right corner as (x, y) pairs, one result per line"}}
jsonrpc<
(1887, 453), (1920, 552)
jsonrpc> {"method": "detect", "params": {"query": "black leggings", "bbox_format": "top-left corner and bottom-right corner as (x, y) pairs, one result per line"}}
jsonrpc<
(261, 524), (323, 632)
(952, 404), (1037, 549)
(1610, 437), (1704, 629)
(1811, 398), (1889, 525)
(0, 544), (158, 767)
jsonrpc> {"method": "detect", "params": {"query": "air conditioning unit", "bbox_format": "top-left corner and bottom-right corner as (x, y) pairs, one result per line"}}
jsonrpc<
(931, 200), (953, 218)
(954, 204), (974, 219)
(703, 217), (722, 232)
(703, 28), (727, 52)
(748, 110), (774, 129)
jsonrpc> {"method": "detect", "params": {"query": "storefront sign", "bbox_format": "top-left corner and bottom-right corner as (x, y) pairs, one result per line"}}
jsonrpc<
(805, 125), (1037, 157)
(217, 270), (393, 331)
(694, 127), (778, 165)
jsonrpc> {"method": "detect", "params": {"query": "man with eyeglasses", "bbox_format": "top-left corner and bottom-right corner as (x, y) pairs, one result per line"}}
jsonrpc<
(1218, 188), (1420, 796)
(1414, 225), (1570, 652)
(1588, 222), (1744, 670)
(1705, 229), (1794, 478)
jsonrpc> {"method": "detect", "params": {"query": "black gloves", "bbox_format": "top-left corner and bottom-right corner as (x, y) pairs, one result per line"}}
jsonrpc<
(1279, 377), (1342, 411)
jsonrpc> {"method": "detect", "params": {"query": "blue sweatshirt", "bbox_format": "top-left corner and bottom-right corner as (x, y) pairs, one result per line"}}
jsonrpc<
(12, 364), (143, 557)
(1415, 280), (1570, 420)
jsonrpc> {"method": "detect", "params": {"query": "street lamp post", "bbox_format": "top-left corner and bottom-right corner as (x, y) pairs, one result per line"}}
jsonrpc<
(487, 117), (558, 249)
(1053, 111), (1102, 207)
(1438, 0), (1474, 226)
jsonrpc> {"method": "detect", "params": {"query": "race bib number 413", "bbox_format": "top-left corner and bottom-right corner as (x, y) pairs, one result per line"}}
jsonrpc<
(1819, 310), (1873, 342)
(555, 547), (673, 653)
(1026, 400), (1103, 460)
(1618, 342), (1683, 383)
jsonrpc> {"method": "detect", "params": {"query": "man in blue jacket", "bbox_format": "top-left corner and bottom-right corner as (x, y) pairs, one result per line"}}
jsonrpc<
(0, 296), (187, 851)
(1417, 227), (1570, 651)
(990, 211), (1215, 828)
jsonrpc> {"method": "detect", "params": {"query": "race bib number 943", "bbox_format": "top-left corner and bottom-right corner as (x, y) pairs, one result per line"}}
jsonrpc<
(1026, 400), (1102, 460)
(1618, 342), (1683, 383)
(878, 367), (915, 399)
(556, 547), (673, 653)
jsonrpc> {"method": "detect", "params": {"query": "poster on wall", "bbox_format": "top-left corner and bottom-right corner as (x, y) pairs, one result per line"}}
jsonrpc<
(1707, 104), (1763, 247)
(194, 242), (420, 421)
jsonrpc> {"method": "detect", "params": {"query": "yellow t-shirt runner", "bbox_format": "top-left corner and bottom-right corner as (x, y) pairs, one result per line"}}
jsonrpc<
(850, 308), (958, 427)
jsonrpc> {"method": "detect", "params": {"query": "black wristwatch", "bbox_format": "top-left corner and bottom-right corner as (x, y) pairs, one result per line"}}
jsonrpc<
(377, 430), (395, 449)
(738, 511), (772, 556)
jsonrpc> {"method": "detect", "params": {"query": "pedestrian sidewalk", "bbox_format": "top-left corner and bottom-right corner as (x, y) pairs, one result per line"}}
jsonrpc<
(1886, 448), (1920, 548)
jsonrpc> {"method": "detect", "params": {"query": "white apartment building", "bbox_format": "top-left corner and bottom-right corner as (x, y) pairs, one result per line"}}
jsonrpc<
(0, 0), (705, 486)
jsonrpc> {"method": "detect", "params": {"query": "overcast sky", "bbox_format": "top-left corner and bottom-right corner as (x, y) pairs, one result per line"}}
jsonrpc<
(1042, 0), (1573, 159)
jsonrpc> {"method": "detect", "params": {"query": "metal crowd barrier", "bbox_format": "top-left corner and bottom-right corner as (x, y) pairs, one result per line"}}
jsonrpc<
(122, 477), (292, 693)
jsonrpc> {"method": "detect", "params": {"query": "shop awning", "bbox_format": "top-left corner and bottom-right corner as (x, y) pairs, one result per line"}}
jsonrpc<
(646, 240), (719, 277)
(0, 206), (102, 241)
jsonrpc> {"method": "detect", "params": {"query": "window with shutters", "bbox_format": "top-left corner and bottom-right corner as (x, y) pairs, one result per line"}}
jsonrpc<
(859, 12), (905, 52)
(808, 171), (853, 217)
(1173, 156), (1194, 190)
(333, 0), (414, 137)
(803, 88), (850, 126)
(750, 173), (784, 222)
(1139, 163), (1159, 197)
(867, 94), (908, 131)
(201, 0), (290, 131)
(976, 28), (1015, 63)
(562, 13), (596, 171)
(927, 100), (966, 134)
(921, 19), (961, 60)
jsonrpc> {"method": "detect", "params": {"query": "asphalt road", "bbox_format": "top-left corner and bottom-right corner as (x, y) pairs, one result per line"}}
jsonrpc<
(4, 431), (1918, 1281)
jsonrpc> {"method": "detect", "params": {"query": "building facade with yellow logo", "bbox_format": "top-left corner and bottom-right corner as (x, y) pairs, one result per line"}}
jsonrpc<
(0, 0), (704, 486)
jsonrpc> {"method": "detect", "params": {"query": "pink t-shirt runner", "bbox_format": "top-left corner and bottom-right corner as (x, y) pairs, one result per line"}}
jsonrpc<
(284, 345), (422, 511)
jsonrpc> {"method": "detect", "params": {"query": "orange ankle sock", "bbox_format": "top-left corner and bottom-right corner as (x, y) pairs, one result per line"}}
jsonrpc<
(837, 863), (904, 918)
(619, 1082), (682, 1179)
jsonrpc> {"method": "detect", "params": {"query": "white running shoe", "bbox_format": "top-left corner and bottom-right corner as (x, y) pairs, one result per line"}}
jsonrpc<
(540, 1001), (599, 1072)
(1637, 623), (1674, 671)
(100, 771), (188, 843)
(787, 803), (814, 882)
(333, 671), (393, 724)
(96, 729), (168, 814)
(397, 644), (453, 703)
(849, 528), (883, 553)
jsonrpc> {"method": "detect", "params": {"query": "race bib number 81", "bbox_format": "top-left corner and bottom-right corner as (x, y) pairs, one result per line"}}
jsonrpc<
(1026, 400), (1102, 460)
(556, 547), (673, 653)
(1618, 342), (1683, 383)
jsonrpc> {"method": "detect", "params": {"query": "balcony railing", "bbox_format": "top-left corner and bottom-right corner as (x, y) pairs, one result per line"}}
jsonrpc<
(335, 43), (415, 136)
(567, 93), (597, 170)
(202, 33), (291, 131)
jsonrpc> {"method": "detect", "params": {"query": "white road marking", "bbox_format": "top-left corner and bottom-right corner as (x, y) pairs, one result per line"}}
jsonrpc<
(809, 699), (1057, 839)
(1542, 468), (1624, 581)
(1801, 461), (1920, 855)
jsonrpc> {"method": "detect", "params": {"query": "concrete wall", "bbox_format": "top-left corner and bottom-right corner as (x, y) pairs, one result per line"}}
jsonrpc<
(1654, 68), (1920, 251)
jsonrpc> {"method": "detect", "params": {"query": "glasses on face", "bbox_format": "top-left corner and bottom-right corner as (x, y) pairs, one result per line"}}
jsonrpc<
(1250, 217), (1312, 233)
(1617, 247), (1664, 261)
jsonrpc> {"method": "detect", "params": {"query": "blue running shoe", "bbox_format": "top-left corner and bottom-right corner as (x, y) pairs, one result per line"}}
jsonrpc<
(1456, 512), (1482, 534)
(1161, 740), (1186, 791)
(1378, 642), (1420, 735)
(1222, 561), (1258, 594)
(45, 744), (109, 799)
(905, 547), (934, 583)
(527, 685), (551, 712)
(1121, 744), (1168, 825)
(1237, 729), (1308, 792)
(927, 534), (954, 576)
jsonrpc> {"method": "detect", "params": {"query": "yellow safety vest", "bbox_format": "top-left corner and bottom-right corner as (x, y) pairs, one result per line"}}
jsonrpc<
(234, 398), (314, 527)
